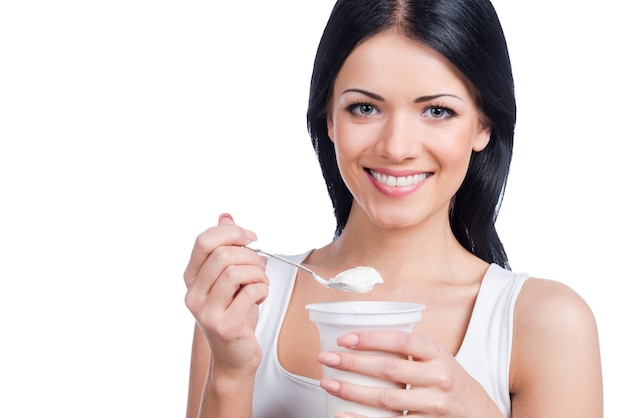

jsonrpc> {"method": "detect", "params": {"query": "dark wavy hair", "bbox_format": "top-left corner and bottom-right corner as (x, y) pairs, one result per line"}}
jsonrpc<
(306, 0), (515, 269)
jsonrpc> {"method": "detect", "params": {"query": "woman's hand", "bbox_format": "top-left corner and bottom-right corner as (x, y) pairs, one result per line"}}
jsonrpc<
(183, 213), (269, 382)
(318, 330), (503, 418)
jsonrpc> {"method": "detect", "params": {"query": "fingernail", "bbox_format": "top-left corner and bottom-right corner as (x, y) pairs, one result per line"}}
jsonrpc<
(318, 352), (341, 366)
(337, 333), (358, 347)
(320, 379), (340, 393)
(218, 213), (233, 221)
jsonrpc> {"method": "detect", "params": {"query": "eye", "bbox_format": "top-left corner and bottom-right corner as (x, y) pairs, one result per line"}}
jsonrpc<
(423, 106), (456, 120)
(348, 103), (379, 116)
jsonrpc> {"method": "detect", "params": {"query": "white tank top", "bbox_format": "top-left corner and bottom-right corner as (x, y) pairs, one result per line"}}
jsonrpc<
(252, 252), (529, 418)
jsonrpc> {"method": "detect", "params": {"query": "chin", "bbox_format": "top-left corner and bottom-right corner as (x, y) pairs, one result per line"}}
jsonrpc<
(368, 213), (421, 231)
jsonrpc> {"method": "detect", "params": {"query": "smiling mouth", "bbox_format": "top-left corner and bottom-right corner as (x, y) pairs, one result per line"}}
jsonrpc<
(368, 169), (431, 187)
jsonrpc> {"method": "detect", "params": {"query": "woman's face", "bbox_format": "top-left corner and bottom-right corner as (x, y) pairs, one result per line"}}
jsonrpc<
(327, 31), (491, 231)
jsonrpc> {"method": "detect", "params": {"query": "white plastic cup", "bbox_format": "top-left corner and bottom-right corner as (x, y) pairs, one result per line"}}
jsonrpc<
(306, 301), (425, 418)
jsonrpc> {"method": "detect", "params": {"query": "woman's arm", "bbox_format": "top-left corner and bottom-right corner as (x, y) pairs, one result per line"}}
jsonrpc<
(186, 324), (257, 418)
(186, 325), (208, 418)
(510, 278), (603, 417)
(183, 214), (268, 418)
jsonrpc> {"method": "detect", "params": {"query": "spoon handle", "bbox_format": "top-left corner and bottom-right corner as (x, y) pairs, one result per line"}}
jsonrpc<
(244, 246), (366, 292)
(245, 245), (319, 278)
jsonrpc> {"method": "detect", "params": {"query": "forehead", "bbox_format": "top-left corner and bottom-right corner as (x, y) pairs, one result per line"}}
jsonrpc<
(334, 31), (476, 99)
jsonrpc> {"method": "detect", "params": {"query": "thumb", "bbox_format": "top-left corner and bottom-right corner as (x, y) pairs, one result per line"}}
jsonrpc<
(218, 213), (257, 241)
(218, 212), (235, 225)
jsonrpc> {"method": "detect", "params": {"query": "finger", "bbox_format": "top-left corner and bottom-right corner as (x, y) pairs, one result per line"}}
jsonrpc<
(203, 281), (269, 344)
(320, 378), (439, 416)
(318, 342), (454, 391)
(185, 250), (267, 316)
(205, 263), (269, 309)
(224, 281), (269, 320)
(183, 215), (258, 286)
(199, 245), (266, 290)
(218, 212), (235, 224)
(318, 350), (444, 389)
(336, 330), (444, 361)
(320, 378), (409, 416)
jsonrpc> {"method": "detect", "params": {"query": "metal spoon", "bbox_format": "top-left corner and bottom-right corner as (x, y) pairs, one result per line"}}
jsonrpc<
(246, 245), (341, 289)
(246, 245), (382, 293)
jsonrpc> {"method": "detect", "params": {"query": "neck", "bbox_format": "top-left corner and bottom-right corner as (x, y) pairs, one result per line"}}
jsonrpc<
(313, 205), (484, 286)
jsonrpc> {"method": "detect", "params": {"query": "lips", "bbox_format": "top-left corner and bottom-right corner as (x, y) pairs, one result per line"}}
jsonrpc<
(368, 169), (431, 187)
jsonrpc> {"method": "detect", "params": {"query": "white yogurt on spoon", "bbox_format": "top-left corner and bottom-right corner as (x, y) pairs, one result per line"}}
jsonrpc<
(327, 266), (384, 293)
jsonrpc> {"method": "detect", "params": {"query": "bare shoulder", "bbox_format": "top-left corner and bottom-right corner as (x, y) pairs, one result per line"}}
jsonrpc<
(515, 277), (597, 329)
(510, 277), (603, 416)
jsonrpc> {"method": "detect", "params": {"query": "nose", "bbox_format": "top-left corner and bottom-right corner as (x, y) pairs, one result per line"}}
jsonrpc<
(376, 111), (422, 162)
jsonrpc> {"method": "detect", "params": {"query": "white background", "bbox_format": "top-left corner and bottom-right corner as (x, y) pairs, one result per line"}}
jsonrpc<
(1, 1), (623, 416)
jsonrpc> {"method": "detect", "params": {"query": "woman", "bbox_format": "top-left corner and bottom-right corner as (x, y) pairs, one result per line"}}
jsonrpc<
(183, 0), (603, 417)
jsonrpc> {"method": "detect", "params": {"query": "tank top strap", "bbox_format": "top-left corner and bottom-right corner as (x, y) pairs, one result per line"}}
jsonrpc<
(455, 264), (529, 418)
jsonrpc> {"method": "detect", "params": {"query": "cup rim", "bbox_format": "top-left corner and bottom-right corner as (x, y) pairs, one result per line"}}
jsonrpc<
(305, 300), (426, 315)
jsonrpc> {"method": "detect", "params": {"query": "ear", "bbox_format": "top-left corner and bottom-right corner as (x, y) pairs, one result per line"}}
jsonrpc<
(472, 125), (491, 152)
(326, 112), (335, 143)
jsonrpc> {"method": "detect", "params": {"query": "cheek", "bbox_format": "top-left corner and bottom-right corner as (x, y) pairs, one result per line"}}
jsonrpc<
(429, 127), (478, 171)
(333, 131), (361, 177)
(332, 119), (378, 160)
(331, 122), (381, 197)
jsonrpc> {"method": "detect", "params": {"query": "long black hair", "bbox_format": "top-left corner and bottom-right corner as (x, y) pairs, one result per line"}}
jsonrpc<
(306, 0), (516, 269)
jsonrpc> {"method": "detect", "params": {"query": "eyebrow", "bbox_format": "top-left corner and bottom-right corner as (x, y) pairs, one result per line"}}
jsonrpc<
(414, 93), (463, 103)
(341, 88), (384, 101)
(341, 88), (462, 103)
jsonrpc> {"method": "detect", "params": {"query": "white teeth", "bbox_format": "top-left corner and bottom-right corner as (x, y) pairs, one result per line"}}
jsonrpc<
(370, 170), (429, 187)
